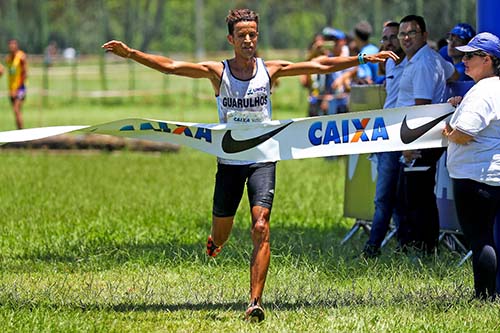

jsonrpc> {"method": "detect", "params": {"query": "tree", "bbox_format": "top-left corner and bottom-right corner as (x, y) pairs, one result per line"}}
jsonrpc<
(0, 0), (479, 54)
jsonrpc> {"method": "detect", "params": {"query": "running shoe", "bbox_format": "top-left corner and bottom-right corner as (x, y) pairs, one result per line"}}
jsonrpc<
(206, 235), (222, 257)
(245, 302), (265, 322)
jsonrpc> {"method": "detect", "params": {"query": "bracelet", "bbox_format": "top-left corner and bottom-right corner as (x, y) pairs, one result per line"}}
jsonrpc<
(357, 53), (366, 65)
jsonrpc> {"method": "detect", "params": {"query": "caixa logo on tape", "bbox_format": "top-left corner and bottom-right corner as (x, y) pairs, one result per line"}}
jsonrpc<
(308, 117), (388, 145)
(120, 122), (212, 143)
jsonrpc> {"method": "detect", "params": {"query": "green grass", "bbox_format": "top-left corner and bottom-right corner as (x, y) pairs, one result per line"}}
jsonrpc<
(1, 61), (499, 332)
(0, 54), (308, 131)
(0, 75), (307, 131)
(1, 149), (499, 332)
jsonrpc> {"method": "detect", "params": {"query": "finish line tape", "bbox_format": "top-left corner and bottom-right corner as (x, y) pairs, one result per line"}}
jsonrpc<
(0, 103), (453, 162)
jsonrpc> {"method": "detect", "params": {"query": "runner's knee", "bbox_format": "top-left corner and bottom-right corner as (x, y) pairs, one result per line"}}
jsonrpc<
(252, 218), (269, 238)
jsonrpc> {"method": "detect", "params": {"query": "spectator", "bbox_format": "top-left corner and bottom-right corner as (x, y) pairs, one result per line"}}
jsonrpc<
(323, 27), (350, 57)
(395, 15), (456, 254)
(300, 27), (350, 116)
(439, 23), (476, 81)
(443, 32), (500, 300)
(332, 20), (383, 90)
(362, 21), (407, 257)
(354, 20), (383, 84)
(5, 39), (27, 129)
(299, 32), (330, 116)
(44, 41), (58, 67)
(323, 27), (350, 115)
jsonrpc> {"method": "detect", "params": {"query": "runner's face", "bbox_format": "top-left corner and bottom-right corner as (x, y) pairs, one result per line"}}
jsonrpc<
(228, 21), (258, 58)
(8, 40), (18, 53)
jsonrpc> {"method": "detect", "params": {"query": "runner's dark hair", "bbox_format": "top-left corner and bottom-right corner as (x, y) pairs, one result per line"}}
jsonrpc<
(226, 9), (259, 35)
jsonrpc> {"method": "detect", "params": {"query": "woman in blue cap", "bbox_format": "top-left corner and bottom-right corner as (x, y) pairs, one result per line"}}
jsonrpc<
(443, 32), (500, 300)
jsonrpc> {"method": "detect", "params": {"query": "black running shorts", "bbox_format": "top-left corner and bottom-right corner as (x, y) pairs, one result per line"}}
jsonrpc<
(212, 162), (276, 217)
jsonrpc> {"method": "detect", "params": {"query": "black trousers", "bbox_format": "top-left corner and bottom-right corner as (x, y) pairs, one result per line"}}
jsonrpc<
(396, 148), (445, 253)
(453, 177), (500, 299)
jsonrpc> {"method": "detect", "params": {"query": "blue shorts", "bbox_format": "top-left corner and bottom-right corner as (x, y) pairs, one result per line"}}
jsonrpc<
(10, 85), (26, 103)
(212, 162), (276, 217)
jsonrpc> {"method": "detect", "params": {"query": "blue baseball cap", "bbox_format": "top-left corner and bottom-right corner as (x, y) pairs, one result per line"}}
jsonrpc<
(448, 23), (476, 41)
(322, 27), (346, 40)
(456, 32), (500, 59)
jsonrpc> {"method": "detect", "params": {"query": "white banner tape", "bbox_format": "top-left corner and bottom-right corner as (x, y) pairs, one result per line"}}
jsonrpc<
(0, 103), (453, 162)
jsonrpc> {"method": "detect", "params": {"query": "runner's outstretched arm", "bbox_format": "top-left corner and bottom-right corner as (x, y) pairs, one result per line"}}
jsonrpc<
(266, 50), (398, 79)
(102, 40), (222, 83)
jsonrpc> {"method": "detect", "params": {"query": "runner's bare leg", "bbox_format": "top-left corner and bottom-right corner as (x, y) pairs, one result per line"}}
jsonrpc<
(211, 215), (234, 247)
(249, 205), (270, 305)
(13, 99), (23, 129)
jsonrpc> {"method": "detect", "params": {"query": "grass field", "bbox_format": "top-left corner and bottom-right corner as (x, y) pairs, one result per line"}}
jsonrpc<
(1, 61), (499, 332)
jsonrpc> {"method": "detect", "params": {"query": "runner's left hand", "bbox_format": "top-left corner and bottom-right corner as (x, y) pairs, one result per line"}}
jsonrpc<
(365, 51), (399, 63)
(102, 40), (132, 58)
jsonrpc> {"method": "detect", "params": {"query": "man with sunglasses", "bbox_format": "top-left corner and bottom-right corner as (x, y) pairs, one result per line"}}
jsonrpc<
(439, 23), (476, 81)
(395, 15), (456, 254)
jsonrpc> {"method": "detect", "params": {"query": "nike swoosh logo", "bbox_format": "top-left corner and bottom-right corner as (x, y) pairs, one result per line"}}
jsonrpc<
(221, 122), (293, 153)
(400, 112), (453, 144)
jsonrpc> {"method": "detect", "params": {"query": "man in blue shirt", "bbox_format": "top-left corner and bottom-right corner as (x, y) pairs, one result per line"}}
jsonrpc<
(439, 23), (476, 81)
(334, 20), (383, 86)
(396, 15), (456, 254)
(362, 21), (407, 258)
(354, 20), (383, 84)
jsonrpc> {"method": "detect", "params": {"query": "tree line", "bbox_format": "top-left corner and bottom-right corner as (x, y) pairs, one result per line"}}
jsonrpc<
(0, 0), (476, 56)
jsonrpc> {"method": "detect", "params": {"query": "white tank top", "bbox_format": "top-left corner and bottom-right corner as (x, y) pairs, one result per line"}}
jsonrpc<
(216, 57), (272, 165)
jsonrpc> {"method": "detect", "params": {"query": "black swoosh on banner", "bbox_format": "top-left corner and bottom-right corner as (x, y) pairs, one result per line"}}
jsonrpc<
(400, 112), (453, 144)
(221, 122), (293, 154)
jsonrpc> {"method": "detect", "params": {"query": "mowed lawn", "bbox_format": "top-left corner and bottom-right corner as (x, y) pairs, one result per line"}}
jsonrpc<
(1, 149), (498, 332)
(0, 63), (499, 332)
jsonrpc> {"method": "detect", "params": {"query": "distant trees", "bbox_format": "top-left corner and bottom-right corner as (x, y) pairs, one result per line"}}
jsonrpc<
(0, 0), (477, 55)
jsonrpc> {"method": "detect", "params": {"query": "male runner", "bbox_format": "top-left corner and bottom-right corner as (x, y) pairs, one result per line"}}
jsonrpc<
(5, 39), (27, 129)
(103, 8), (397, 322)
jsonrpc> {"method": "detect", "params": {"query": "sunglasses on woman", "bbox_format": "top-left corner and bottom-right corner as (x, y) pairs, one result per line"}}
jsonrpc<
(463, 51), (488, 60)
